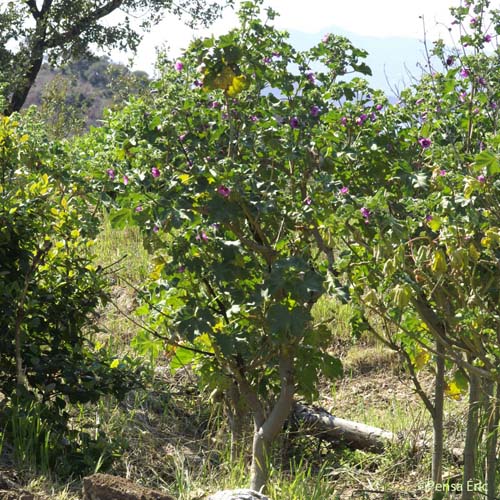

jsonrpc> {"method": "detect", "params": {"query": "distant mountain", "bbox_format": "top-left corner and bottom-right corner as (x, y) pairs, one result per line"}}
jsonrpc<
(24, 56), (150, 129)
(287, 28), (427, 98)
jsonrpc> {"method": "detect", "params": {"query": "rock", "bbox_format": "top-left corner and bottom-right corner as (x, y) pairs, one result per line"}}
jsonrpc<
(206, 489), (270, 500)
(82, 473), (174, 500)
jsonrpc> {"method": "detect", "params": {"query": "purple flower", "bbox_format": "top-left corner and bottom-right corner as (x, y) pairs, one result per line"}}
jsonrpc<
(272, 52), (281, 58)
(250, 115), (258, 122)
(135, 205), (143, 212)
(360, 207), (371, 221)
(470, 17), (478, 27)
(484, 34), (492, 43)
(473, 107), (480, 115)
(460, 68), (470, 78)
(177, 265), (186, 273)
(356, 114), (368, 126)
(123, 175), (129, 185)
(340, 186), (349, 195)
(290, 117), (300, 129)
(418, 137), (432, 149)
(477, 174), (486, 183)
(340, 116), (348, 126)
(370, 112), (377, 122)
(304, 196), (312, 206)
(217, 185), (231, 197)
(478, 77), (487, 86)
(310, 105), (320, 117)
(425, 214), (433, 222)
(196, 231), (209, 243)
(446, 56), (455, 66)
(210, 101), (220, 109)
(491, 102), (498, 110)
(262, 56), (272, 64)
(151, 167), (160, 178)
(415, 98), (424, 105)
(322, 33), (330, 43)
(179, 133), (187, 142)
(106, 168), (115, 180)
(193, 79), (203, 88)
(153, 224), (159, 233)
(439, 169), (446, 176)
(375, 104), (383, 111)
(174, 60), (184, 72)
(306, 72), (316, 84)
(459, 91), (467, 103)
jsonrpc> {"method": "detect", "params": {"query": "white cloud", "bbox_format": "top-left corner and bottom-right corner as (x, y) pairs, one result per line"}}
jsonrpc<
(108, 0), (469, 74)
(267, 0), (456, 38)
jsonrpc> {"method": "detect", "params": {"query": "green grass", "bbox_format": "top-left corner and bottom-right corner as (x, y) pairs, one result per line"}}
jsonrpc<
(93, 212), (150, 286)
(5, 219), (478, 500)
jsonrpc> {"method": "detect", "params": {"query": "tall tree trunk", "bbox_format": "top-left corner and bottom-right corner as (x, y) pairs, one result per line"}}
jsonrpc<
(485, 380), (499, 500)
(7, 52), (44, 114)
(432, 339), (445, 492)
(7, 11), (48, 115)
(461, 368), (480, 500)
(243, 351), (294, 493)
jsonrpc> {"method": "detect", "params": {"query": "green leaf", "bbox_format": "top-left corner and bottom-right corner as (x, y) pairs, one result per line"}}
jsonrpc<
(109, 208), (133, 229)
(473, 150), (500, 175)
(169, 346), (198, 373)
(321, 353), (343, 380)
(131, 330), (163, 361)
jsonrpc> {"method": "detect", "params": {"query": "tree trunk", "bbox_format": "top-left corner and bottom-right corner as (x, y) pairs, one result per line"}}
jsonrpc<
(461, 368), (480, 500)
(246, 351), (294, 493)
(6, 11), (48, 115)
(485, 380), (499, 500)
(432, 339), (445, 490)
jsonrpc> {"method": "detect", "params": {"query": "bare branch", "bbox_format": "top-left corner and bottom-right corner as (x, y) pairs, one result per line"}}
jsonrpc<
(46, 0), (125, 48)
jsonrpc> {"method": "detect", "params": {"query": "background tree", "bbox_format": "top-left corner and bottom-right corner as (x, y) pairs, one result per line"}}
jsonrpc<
(0, 0), (228, 114)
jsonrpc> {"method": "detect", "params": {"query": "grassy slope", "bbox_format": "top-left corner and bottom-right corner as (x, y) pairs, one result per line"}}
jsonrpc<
(13, 222), (469, 500)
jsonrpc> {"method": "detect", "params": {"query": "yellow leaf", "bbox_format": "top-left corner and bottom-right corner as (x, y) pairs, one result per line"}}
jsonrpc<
(430, 249), (447, 274)
(149, 262), (165, 280)
(110, 359), (120, 369)
(427, 216), (441, 231)
(445, 381), (462, 400)
(205, 66), (236, 91)
(179, 173), (191, 185)
(19, 134), (29, 143)
(469, 243), (480, 262)
(227, 75), (247, 97)
(213, 319), (224, 332)
(414, 348), (430, 370)
(70, 229), (80, 239)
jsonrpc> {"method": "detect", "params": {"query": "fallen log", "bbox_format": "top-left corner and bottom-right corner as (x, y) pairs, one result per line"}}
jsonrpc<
(292, 403), (397, 453)
(292, 403), (464, 462)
